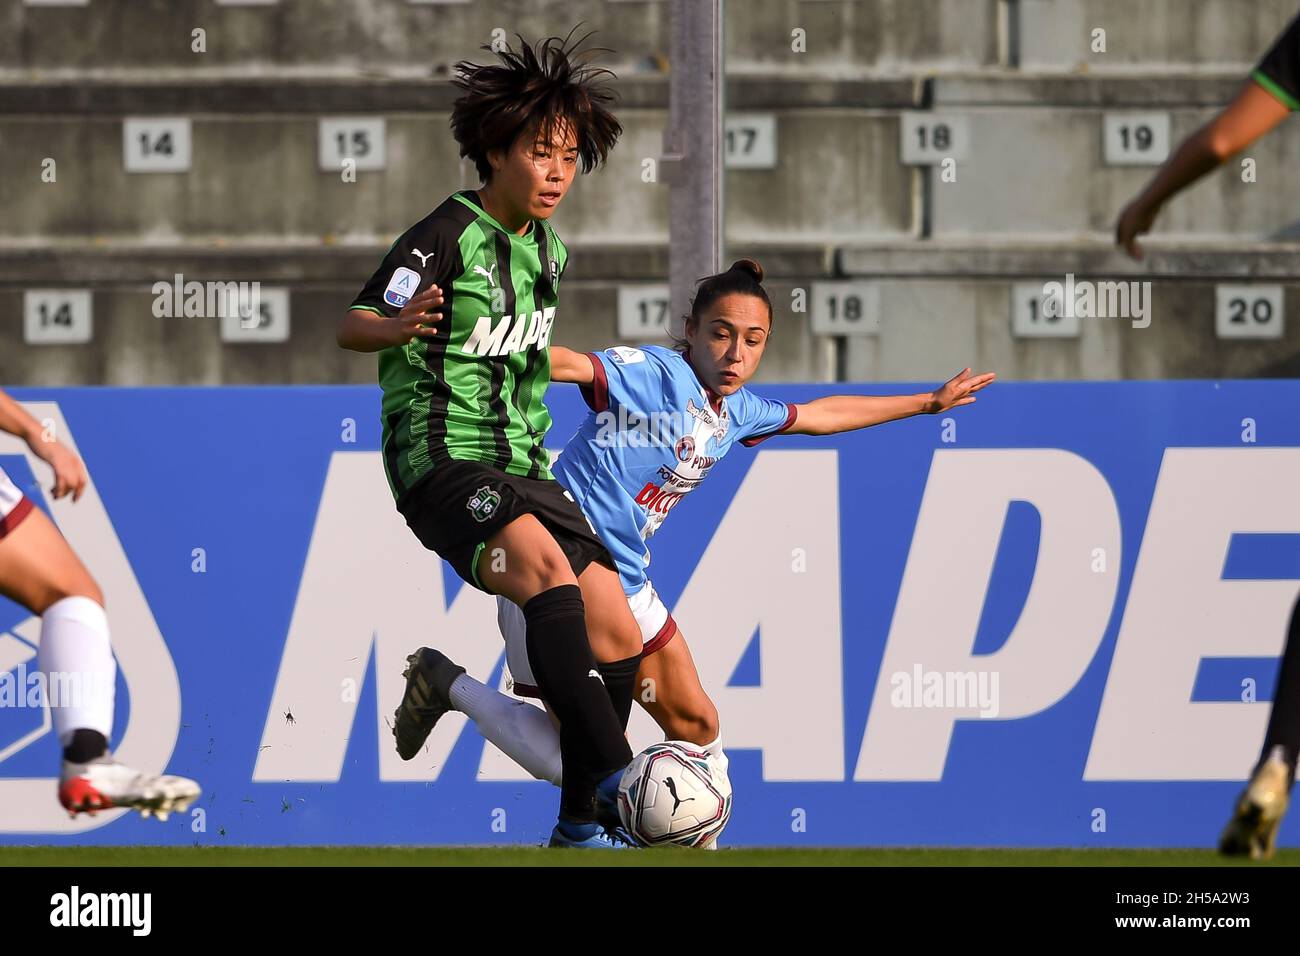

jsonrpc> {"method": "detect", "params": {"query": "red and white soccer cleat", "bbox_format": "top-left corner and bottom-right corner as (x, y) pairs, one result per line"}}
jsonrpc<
(58, 754), (201, 821)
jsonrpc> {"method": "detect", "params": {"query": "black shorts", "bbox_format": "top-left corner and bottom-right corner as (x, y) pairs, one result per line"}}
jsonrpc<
(396, 458), (614, 593)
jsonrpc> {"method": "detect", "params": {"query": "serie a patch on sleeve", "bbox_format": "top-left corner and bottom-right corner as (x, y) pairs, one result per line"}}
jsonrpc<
(384, 267), (421, 308)
(608, 346), (646, 365)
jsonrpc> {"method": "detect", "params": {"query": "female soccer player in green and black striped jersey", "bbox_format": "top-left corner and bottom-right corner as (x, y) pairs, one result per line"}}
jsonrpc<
(1116, 10), (1300, 859)
(337, 32), (642, 849)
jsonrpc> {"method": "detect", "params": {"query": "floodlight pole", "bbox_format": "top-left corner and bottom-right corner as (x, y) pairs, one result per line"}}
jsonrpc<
(661, 0), (724, 340)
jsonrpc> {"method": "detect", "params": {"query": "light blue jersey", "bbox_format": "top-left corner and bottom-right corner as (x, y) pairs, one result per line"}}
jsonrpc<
(552, 345), (796, 595)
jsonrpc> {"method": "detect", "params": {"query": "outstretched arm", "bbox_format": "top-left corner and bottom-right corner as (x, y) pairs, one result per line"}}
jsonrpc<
(1116, 82), (1290, 259)
(787, 368), (995, 436)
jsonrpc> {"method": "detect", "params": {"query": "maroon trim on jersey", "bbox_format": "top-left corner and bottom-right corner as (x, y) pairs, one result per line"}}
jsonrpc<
(580, 352), (610, 413)
(0, 496), (34, 539)
(702, 385), (724, 414)
(740, 403), (798, 447)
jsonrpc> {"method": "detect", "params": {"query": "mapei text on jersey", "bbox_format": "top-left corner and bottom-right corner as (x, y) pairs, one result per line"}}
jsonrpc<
(462, 307), (556, 357)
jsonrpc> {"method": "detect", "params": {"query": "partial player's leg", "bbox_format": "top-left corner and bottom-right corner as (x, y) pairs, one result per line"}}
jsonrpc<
(635, 628), (721, 754)
(1256, 591), (1300, 784)
(390, 507), (577, 764)
(0, 499), (199, 819)
(426, 578), (732, 848)
(0, 492), (102, 614)
(393, 491), (633, 847)
(633, 628), (728, 849)
(479, 514), (632, 811)
(1220, 590), (1300, 859)
(411, 560), (641, 792)
(400, 595), (562, 785)
(441, 585), (726, 784)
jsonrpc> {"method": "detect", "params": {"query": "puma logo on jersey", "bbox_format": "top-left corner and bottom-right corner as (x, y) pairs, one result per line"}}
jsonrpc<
(411, 249), (435, 267)
(463, 307), (556, 357)
(587, 669), (604, 684)
(472, 264), (498, 288)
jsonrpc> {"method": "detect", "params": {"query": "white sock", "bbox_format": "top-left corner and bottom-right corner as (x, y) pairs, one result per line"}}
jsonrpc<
(700, 734), (728, 850)
(38, 596), (116, 746)
(449, 674), (562, 785)
(701, 734), (729, 775)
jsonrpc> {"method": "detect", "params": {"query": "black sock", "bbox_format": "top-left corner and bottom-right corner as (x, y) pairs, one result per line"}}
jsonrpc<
(1257, 591), (1300, 788)
(63, 728), (108, 764)
(523, 585), (633, 823)
(598, 653), (642, 730)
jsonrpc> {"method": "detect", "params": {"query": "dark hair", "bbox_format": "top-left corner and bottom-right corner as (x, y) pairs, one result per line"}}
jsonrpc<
(674, 258), (773, 352)
(449, 28), (623, 184)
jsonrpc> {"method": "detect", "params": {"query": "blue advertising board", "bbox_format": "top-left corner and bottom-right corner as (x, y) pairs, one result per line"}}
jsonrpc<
(1, 382), (1298, 847)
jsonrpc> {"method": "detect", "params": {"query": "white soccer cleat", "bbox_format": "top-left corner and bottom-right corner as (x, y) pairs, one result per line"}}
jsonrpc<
(58, 754), (201, 821)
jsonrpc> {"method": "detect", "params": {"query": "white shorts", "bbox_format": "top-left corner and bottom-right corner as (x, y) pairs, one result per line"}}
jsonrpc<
(497, 580), (677, 699)
(0, 466), (34, 540)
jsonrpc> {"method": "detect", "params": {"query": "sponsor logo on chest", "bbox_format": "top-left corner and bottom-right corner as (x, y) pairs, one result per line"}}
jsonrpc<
(462, 307), (556, 358)
(686, 398), (729, 442)
(633, 410), (725, 537)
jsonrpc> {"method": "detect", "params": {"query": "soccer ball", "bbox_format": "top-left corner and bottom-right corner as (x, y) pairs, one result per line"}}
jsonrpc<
(617, 741), (732, 847)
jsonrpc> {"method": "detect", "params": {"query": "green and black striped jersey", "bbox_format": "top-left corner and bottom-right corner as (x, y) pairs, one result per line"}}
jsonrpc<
(351, 190), (569, 500)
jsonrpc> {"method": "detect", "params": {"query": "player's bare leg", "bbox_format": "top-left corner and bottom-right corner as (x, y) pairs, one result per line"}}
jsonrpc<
(574, 561), (642, 664)
(635, 629), (719, 749)
(0, 500), (102, 614)
(636, 630), (726, 849)
(0, 507), (199, 819)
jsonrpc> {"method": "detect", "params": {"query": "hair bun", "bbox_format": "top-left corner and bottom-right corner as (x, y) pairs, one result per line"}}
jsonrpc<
(728, 258), (764, 284)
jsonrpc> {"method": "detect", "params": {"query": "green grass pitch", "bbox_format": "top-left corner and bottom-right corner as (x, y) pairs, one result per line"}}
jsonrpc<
(1, 847), (1297, 866)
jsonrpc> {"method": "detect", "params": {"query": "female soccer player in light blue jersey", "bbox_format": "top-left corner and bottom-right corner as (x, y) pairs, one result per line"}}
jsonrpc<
(405, 259), (994, 835)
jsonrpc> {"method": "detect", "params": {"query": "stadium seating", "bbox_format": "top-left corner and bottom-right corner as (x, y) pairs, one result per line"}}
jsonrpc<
(2, 0), (1297, 385)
